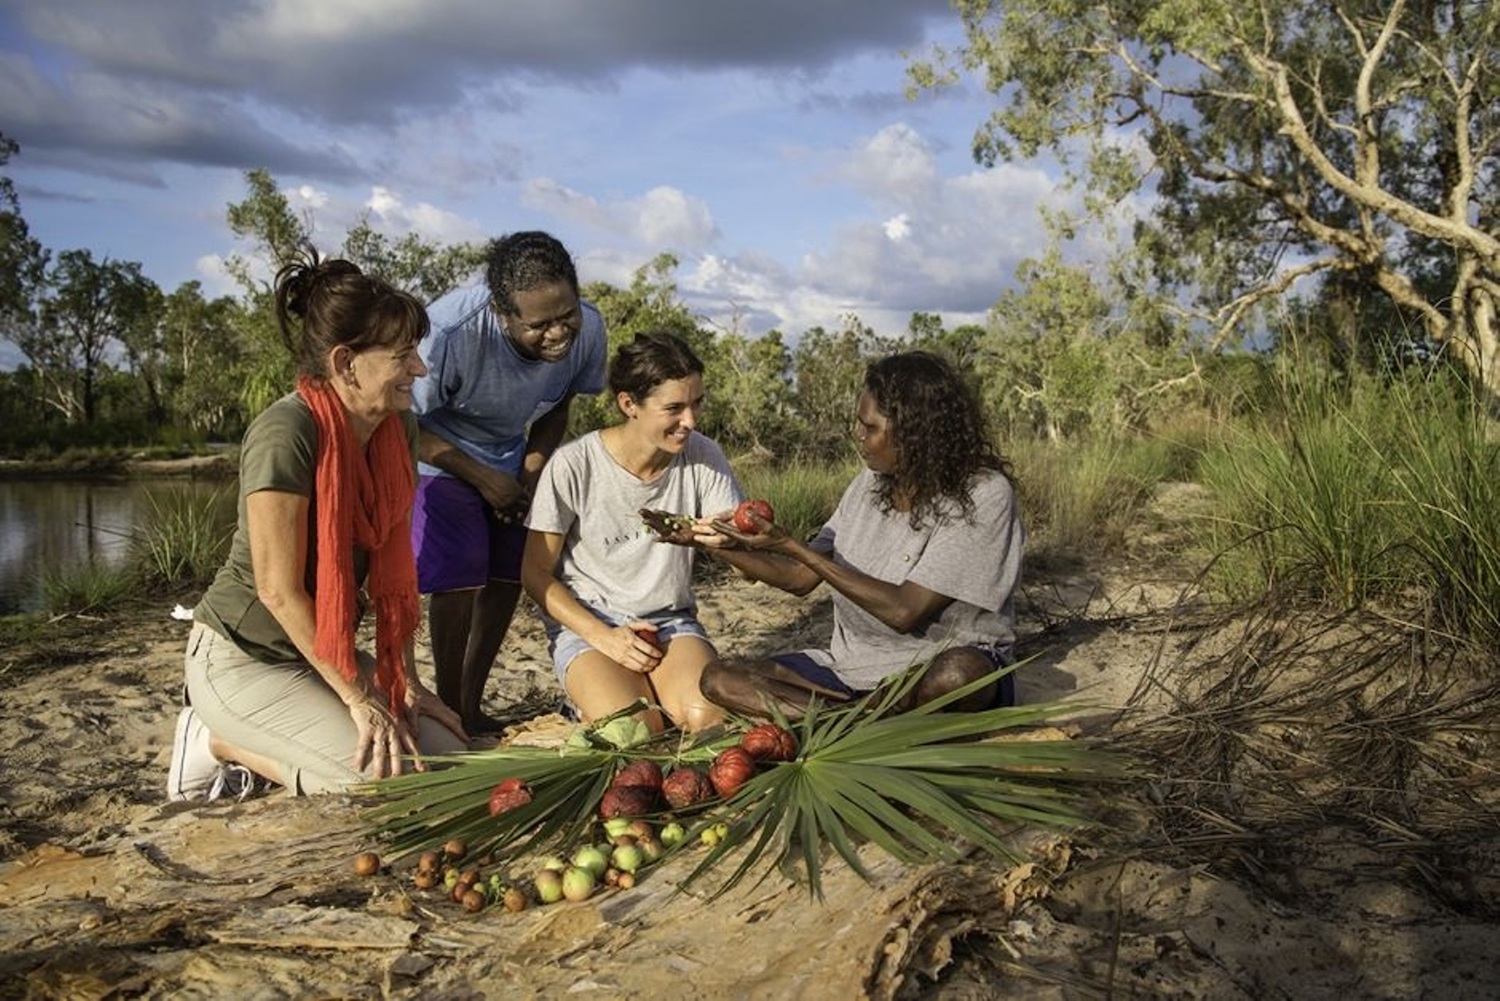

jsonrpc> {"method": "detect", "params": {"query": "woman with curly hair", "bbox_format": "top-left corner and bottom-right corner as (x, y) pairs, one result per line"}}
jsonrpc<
(692, 349), (1025, 719)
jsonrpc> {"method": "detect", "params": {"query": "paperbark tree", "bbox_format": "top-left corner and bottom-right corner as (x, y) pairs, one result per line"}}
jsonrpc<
(912, 0), (1499, 394)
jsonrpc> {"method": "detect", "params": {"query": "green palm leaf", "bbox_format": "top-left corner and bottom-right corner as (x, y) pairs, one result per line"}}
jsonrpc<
(362, 663), (1122, 898)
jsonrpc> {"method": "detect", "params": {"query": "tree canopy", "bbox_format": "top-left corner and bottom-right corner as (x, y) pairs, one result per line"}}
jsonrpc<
(912, 0), (1499, 394)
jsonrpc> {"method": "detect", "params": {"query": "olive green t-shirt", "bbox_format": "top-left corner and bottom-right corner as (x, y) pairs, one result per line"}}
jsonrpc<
(194, 392), (419, 664)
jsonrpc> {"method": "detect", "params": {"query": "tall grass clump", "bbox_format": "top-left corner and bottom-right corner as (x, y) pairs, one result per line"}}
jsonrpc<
(1009, 435), (1181, 566)
(129, 485), (236, 588)
(1377, 379), (1500, 646)
(1195, 353), (1500, 646)
(37, 560), (137, 616)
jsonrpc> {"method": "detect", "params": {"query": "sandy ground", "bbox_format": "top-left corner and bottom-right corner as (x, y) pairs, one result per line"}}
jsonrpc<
(1, 487), (1497, 999)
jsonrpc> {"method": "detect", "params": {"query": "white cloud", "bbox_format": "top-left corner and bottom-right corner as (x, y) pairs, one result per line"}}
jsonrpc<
(883, 213), (911, 241)
(522, 179), (718, 251)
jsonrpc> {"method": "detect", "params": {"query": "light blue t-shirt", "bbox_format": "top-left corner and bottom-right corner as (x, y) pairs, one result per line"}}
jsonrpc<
(412, 287), (608, 477)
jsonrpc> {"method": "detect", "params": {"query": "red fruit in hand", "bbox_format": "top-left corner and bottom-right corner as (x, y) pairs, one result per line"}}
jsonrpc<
(740, 722), (798, 762)
(612, 758), (664, 792)
(633, 627), (659, 650)
(488, 777), (533, 816)
(708, 746), (757, 798)
(732, 499), (774, 533)
(660, 767), (713, 810)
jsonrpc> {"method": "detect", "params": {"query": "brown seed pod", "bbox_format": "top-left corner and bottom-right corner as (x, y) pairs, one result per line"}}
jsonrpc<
(353, 851), (381, 876)
(611, 758), (664, 792)
(443, 838), (468, 862)
(661, 767), (713, 810)
(412, 869), (439, 890)
(417, 850), (441, 873)
(599, 783), (659, 820)
(502, 886), (528, 912)
(461, 888), (487, 913)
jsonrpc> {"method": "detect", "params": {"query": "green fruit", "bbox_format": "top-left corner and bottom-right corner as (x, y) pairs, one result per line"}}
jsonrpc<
(562, 865), (597, 902)
(660, 821), (686, 847)
(534, 869), (564, 904)
(573, 845), (609, 878)
(602, 817), (634, 839)
(539, 855), (569, 872)
(610, 843), (644, 874)
(595, 716), (652, 749)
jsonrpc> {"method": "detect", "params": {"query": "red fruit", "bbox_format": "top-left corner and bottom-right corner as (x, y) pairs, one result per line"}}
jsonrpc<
(732, 499), (775, 533)
(599, 783), (659, 820)
(660, 767), (713, 810)
(612, 758), (664, 792)
(708, 747), (756, 798)
(740, 723), (798, 762)
(633, 627), (659, 649)
(488, 777), (533, 816)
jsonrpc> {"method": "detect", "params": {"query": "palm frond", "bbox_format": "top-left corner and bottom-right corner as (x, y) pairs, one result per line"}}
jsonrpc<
(363, 662), (1122, 898)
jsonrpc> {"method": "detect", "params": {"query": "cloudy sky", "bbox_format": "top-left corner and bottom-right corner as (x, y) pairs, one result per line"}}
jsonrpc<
(0, 0), (1076, 345)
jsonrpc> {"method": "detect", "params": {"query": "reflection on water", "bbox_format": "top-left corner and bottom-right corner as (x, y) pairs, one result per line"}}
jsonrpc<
(0, 479), (232, 614)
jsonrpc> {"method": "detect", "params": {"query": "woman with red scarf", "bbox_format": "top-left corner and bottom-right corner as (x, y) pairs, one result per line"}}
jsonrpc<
(168, 250), (467, 800)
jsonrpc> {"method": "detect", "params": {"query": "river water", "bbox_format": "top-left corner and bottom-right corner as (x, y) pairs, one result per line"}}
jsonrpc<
(0, 478), (232, 615)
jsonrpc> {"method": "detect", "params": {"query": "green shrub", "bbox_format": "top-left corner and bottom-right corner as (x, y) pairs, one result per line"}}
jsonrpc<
(130, 485), (236, 587)
(37, 560), (137, 616)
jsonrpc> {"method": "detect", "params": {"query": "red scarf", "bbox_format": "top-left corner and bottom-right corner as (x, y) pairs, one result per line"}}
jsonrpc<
(297, 376), (420, 717)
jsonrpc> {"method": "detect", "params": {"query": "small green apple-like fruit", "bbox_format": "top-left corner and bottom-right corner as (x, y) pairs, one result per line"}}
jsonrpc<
(637, 836), (664, 864)
(534, 869), (564, 904)
(660, 821), (686, 847)
(573, 845), (609, 878)
(562, 865), (597, 902)
(603, 817), (634, 839)
(611, 842), (645, 874)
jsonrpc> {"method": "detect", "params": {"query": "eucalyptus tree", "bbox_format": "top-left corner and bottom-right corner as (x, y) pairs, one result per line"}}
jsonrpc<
(913, 1), (1500, 395)
(0, 134), (47, 359)
(16, 250), (158, 425)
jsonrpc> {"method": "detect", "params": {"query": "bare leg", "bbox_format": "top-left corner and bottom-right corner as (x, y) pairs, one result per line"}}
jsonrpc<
(699, 657), (852, 721)
(640, 635), (726, 732)
(428, 587), (477, 716)
(885, 647), (1002, 713)
(564, 650), (667, 733)
(459, 580), (523, 733)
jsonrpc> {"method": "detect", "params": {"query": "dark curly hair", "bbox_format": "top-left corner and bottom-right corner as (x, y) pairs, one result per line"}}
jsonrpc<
(484, 231), (579, 315)
(863, 350), (1012, 529)
(274, 246), (429, 380)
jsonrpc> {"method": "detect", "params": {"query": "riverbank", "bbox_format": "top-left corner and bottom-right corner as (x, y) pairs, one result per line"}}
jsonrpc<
(0, 452), (236, 481)
(1, 484), (1495, 997)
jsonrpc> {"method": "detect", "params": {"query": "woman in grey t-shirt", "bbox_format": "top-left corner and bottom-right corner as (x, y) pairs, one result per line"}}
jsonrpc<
(698, 350), (1024, 720)
(522, 333), (743, 734)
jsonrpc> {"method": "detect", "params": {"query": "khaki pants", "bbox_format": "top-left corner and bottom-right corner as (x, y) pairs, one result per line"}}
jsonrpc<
(183, 621), (466, 795)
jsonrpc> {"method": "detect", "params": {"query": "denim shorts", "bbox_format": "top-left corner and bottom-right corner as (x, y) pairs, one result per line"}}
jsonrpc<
(548, 605), (709, 688)
(412, 474), (526, 592)
(774, 644), (1017, 708)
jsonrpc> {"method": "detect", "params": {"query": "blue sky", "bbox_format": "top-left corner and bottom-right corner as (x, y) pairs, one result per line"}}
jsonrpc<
(0, 0), (1081, 353)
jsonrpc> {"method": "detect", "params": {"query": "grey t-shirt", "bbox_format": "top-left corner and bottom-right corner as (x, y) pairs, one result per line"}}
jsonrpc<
(526, 430), (744, 617)
(814, 467), (1024, 690)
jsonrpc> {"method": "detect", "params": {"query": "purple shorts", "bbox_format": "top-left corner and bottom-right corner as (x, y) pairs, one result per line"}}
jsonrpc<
(412, 475), (526, 593)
